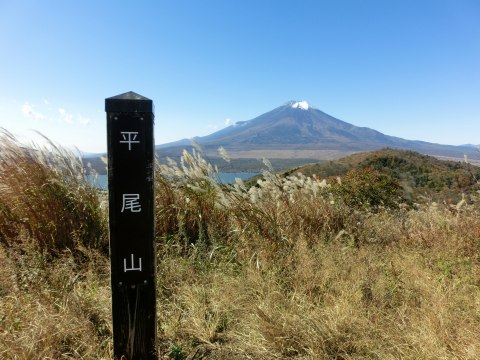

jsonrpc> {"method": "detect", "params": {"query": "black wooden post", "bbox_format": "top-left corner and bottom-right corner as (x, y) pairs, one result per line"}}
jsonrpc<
(105, 91), (157, 359)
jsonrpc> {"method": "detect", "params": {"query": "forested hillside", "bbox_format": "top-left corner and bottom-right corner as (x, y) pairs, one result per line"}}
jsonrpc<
(292, 148), (480, 203)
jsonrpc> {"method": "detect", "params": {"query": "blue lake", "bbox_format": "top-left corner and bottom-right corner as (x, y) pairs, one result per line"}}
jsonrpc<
(87, 172), (258, 189)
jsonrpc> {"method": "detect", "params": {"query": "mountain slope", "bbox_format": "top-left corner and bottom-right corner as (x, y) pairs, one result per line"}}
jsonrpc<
(157, 101), (480, 162)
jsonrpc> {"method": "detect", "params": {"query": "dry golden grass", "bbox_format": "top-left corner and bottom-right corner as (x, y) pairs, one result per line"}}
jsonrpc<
(1, 144), (479, 359)
(0, 132), (110, 359)
(156, 226), (479, 358)
(0, 244), (112, 359)
(0, 129), (107, 252)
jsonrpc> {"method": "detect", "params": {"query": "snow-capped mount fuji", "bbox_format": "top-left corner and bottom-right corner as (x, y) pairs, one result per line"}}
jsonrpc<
(184, 100), (384, 149)
(157, 101), (480, 162)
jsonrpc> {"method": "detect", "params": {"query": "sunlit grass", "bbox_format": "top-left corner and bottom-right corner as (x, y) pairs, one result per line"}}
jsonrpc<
(0, 140), (479, 358)
(0, 129), (107, 252)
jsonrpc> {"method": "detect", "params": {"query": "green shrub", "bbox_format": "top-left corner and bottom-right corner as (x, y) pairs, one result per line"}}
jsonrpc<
(331, 167), (403, 210)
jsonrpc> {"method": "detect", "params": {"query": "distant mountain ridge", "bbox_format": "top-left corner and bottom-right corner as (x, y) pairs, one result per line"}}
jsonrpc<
(157, 101), (480, 162)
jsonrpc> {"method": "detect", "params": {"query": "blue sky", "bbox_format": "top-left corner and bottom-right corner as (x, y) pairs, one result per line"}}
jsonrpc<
(1, 0), (479, 153)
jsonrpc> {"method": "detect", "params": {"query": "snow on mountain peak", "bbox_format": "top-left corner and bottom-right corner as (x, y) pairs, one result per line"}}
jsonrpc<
(290, 101), (310, 110)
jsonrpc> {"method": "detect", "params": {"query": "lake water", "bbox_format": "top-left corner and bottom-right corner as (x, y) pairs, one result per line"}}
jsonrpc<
(86, 172), (258, 190)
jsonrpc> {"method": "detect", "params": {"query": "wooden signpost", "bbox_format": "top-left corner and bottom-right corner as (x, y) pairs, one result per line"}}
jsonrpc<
(105, 92), (157, 359)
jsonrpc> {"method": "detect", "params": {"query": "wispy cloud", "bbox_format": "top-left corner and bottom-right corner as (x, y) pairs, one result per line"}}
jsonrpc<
(207, 118), (234, 132)
(58, 108), (74, 124)
(21, 103), (46, 121)
(77, 114), (91, 126)
(21, 101), (92, 127)
(59, 108), (92, 126)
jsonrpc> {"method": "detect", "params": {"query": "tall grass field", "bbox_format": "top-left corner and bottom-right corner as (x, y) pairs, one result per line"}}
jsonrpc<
(0, 130), (479, 359)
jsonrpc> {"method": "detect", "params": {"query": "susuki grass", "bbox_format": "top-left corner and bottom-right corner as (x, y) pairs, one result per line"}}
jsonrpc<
(0, 129), (107, 252)
(1, 139), (479, 359)
(155, 149), (480, 359)
(0, 130), (110, 359)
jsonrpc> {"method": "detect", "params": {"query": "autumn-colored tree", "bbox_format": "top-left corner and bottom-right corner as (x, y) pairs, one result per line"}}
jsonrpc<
(332, 167), (402, 210)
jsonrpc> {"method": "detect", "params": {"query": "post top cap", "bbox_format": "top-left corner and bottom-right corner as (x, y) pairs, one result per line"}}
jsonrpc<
(105, 91), (154, 113)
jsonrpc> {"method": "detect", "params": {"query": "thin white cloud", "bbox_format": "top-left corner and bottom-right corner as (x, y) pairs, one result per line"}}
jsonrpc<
(21, 102), (46, 121)
(207, 118), (233, 132)
(58, 108), (74, 124)
(77, 114), (91, 126)
(21, 100), (93, 128)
